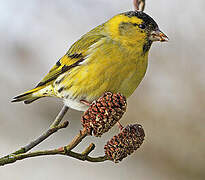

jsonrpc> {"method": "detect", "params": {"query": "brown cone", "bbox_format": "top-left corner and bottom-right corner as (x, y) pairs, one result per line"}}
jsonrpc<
(81, 92), (127, 137)
(104, 124), (145, 163)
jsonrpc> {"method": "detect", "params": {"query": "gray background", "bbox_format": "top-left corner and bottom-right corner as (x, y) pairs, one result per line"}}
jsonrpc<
(0, 0), (204, 179)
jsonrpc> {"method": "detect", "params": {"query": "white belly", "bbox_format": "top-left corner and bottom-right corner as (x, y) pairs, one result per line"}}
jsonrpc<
(63, 98), (89, 112)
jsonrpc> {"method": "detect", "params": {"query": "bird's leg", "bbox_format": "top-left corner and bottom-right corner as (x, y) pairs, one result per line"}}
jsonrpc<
(117, 122), (124, 131)
(80, 99), (91, 106)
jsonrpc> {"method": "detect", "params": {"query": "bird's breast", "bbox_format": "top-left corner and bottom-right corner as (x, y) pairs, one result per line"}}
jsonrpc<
(53, 40), (149, 105)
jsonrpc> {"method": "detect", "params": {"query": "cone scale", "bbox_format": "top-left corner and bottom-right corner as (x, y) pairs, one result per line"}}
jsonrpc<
(81, 92), (127, 137)
(104, 124), (145, 163)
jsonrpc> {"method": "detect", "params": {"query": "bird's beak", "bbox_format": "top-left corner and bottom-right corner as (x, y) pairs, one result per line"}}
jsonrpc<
(149, 29), (169, 42)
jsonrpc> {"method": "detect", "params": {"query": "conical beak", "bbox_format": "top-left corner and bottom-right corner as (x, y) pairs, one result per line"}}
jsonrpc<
(149, 29), (169, 42)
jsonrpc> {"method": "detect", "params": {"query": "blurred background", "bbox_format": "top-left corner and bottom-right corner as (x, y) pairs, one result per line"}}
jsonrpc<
(0, 0), (204, 179)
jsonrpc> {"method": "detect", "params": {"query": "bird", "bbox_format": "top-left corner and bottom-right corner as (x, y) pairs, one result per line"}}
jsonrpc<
(12, 11), (168, 111)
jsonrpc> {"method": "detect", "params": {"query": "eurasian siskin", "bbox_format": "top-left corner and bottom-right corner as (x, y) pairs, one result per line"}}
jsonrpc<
(12, 11), (168, 111)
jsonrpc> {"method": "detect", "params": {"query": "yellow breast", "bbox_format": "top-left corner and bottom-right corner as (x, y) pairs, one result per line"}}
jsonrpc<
(55, 37), (149, 102)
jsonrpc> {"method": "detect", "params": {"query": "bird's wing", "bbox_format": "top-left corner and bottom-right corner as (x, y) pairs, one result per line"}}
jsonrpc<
(36, 25), (105, 88)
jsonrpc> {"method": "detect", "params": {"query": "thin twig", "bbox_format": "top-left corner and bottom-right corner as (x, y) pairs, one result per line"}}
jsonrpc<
(0, 130), (107, 166)
(133, 0), (145, 11)
(65, 128), (88, 151)
(23, 121), (69, 152)
(81, 143), (95, 156)
(0, 146), (108, 166)
(1, 106), (69, 159)
(66, 151), (108, 162)
(0, 105), (105, 166)
(50, 105), (69, 128)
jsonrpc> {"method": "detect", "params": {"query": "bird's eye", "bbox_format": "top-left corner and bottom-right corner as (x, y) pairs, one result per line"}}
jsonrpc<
(139, 24), (146, 29)
(133, 23), (138, 26)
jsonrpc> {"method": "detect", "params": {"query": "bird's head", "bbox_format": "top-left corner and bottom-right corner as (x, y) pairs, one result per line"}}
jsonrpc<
(105, 11), (168, 51)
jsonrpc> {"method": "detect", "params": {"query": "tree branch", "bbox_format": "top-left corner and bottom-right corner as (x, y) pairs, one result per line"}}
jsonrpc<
(0, 147), (108, 166)
(81, 143), (95, 156)
(1, 106), (69, 159)
(133, 0), (145, 11)
(0, 129), (108, 166)
(65, 128), (88, 151)
(50, 105), (69, 128)
(0, 104), (108, 166)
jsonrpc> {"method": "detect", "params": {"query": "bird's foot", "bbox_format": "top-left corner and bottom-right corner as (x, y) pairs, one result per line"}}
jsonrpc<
(117, 122), (124, 131)
(80, 99), (91, 106)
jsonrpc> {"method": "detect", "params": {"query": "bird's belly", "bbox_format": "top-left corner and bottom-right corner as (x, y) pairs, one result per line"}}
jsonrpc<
(64, 98), (89, 111)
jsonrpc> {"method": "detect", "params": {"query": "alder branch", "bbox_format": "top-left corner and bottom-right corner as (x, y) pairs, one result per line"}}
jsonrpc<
(0, 105), (108, 166)
(0, 128), (108, 166)
(65, 128), (88, 151)
(50, 105), (69, 128)
(0, 146), (107, 165)
(133, 0), (145, 11)
(1, 105), (69, 160)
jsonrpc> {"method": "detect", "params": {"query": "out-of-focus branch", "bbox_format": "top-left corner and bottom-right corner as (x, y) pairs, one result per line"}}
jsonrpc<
(133, 0), (145, 11)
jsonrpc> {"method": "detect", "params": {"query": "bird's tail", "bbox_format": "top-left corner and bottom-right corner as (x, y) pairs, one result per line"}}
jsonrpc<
(12, 85), (54, 104)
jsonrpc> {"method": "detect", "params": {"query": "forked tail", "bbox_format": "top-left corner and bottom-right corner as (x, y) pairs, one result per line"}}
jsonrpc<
(12, 85), (53, 104)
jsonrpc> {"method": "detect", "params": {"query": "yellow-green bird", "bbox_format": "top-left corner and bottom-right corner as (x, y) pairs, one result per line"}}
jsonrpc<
(12, 11), (168, 111)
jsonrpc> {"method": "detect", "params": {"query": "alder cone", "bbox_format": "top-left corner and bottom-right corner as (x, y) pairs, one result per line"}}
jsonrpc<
(81, 92), (127, 137)
(104, 124), (145, 163)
